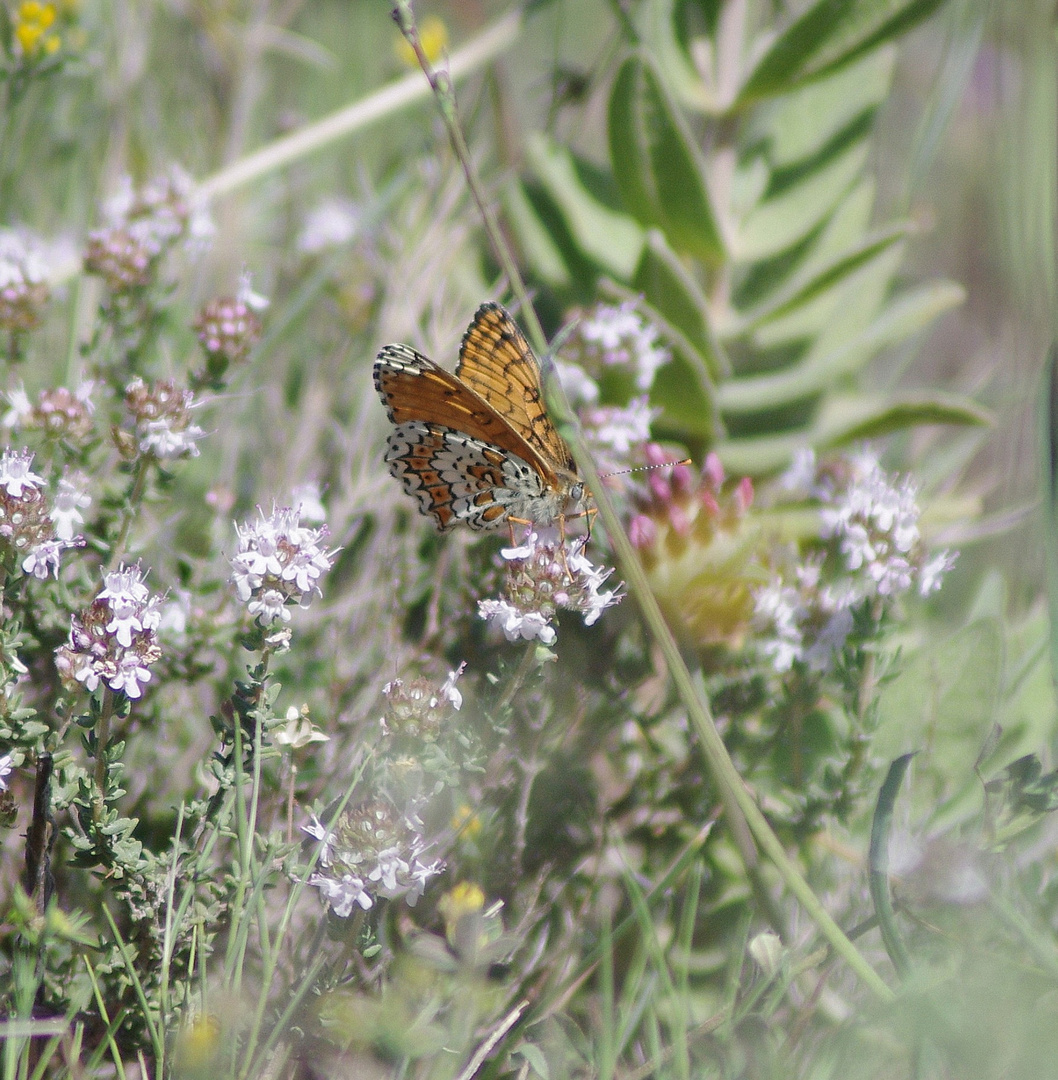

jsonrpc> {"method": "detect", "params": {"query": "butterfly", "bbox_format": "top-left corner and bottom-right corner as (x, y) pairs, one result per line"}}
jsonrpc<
(373, 303), (591, 533)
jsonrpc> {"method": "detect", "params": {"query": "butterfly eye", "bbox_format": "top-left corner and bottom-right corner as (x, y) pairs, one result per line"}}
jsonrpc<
(571, 482), (584, 503)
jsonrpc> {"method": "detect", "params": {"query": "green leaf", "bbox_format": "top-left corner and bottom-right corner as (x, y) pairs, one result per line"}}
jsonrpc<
(735, 223), (911, 332)
(815, 391), (992, 445)
(632, 229), (726, 378)
(650, 340), (720, 442)
(868, 754), (914, 979)
(608, 53), (725, 265)
(737, 0), (948, 104)
(636, 0), (719, 113)
(1043, 345), (1058, 690)
(714, 390), (989, 475)
(751, 49), (895, 168)
(525, 133), (644, 280)
(514, 1043), (551, 1079)
(718, 280), (964, 413)
(733, 142), (869, 263)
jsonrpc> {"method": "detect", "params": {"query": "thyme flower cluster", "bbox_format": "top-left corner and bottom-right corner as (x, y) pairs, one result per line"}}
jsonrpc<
(55, 563), (162, 700)
(194, 272), (268, 376)
(380, 663), (465, 742)
(0, 448), (85, 580)
(557, 301), (668, 475)
(229, 504), (337, 624)
(754, 449), (957, 673)
(5, 382), (95, 441)
(124, 378), (205, 461)
(303, 800), (444, 916)
(478, 527), (623, 645)
(84, 168), (213, 293)
(0, 227), (50, 333)
(565, 299), (671, 392)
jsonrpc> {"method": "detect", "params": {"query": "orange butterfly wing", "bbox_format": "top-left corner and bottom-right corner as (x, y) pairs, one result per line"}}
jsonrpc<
(456, 303), (577, 475)
(374, 343), (560, 485)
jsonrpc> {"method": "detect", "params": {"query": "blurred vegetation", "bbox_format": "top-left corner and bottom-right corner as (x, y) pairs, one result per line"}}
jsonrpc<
(1, 0), (1057, 1077)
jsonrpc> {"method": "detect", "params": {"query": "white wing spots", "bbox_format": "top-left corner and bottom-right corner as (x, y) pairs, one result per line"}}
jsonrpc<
(385, 422), (566, 531)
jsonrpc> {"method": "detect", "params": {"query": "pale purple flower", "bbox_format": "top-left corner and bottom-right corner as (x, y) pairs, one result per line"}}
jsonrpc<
(230, 504), (337, 624)
(0, 448), (44, 497)
(51, 476), (91, 541)
(309, 872), (373, 916)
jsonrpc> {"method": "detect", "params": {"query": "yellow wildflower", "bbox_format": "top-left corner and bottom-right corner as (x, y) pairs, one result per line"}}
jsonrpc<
(451, 803), (482, 839)
(14, 1), (60, 57)
(395, 14), (448, 68)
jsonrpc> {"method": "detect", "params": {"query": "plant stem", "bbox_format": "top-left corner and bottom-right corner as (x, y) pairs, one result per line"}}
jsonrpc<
(391, 0), (545, 352)
(93, 689), (115, 824)
(107, 456), (149, 571)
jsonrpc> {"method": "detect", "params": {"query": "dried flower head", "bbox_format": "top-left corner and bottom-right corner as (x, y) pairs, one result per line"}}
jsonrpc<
(124, 378), (205, 460)
(229, 503), (337, 624)
(304, 799), (444, 916)
(0, 228), (50, 333)
(54, 562), (162, 699)
(381, 663), (464, 742)
(4, 382), (95, 441)
(478, 527), (622, 645)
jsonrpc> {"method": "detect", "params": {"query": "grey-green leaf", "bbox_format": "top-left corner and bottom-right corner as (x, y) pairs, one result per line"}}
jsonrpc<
(608, 54), (725, 266)
(738, 0), (948, 104)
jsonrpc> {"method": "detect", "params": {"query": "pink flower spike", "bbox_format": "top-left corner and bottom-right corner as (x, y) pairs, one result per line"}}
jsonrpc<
(671, 462), (695, 494)
(644, 442), (669, 467)
(699, 488), (720, 517)
(703, 452), (725, 491)
(735, 476), (754, 514)
(629, 513), (657, 548)
(668, 503), (692, 537)
(649, 472), (672, 503)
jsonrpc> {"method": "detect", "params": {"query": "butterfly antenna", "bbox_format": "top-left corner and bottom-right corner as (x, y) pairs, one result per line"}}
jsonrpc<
(599, 458), (692, 480)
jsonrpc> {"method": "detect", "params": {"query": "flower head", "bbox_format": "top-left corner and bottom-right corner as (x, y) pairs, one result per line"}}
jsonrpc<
(0, 450), (83, 579)
(381, 662), (465, 741)
(85, 168), (213, 292)
(304, 799), (444, 915)
(54, 563), (162, 700)
(298, 198), (361, 254)
(565, 300), (670, 393)
(631, 449), (760, 648)
(754, 449), (958, 674)
(478, 527), (622, 645)
(124, 378), (205, 460)
(13, 2), (60, 58)
(0, 228), (50, 332)
(815, 449), (955, 601)
(275, 705), (330, 749)
(4, 382), (95, 441)
(229, 503), (337, 624)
